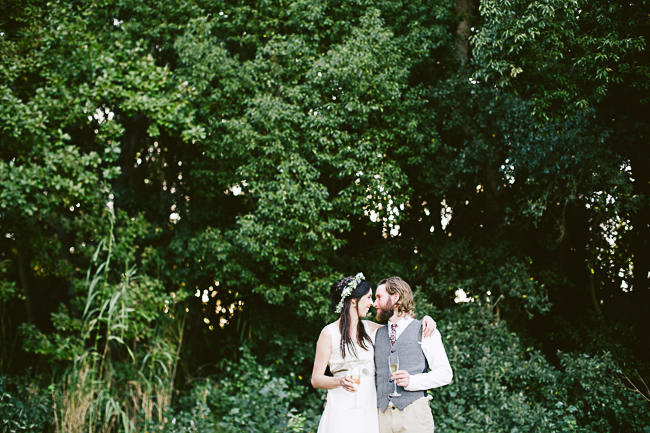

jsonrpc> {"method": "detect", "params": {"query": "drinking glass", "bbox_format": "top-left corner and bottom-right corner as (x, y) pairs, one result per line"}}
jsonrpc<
(349, 366), (361, 408)
(350, 366), (361, 386)
(388, 353), (401, 397)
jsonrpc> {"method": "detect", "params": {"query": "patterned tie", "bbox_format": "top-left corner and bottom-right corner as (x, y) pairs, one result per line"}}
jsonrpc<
(390, 323), (397, 345)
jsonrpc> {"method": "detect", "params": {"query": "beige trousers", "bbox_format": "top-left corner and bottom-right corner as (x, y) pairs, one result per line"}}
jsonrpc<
(378, 397), (435, 433)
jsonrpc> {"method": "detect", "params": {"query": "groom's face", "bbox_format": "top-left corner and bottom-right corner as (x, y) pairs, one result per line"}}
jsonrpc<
(373, 284), (397, 323)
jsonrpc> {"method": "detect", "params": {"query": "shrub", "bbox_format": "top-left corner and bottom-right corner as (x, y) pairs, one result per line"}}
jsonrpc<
(429, 301), (580, 432)
(0, 374), (52, 433)
(419, 300), (650, 433)
(560, 351), (650, 433)
(157, 347), (320, 433)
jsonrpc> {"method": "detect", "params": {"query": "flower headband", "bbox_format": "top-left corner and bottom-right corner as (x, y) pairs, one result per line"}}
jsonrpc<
(335, 272), (365, 314)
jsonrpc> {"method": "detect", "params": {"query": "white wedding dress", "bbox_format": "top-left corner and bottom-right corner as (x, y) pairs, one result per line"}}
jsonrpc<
(317, 320), (379, 433)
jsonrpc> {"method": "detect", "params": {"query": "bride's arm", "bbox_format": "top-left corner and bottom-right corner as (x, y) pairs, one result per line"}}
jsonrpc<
(311, 329), (356, 391)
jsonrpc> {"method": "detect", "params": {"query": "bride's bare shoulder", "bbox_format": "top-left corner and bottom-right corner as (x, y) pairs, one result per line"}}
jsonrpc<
(320, 320), (339, 335)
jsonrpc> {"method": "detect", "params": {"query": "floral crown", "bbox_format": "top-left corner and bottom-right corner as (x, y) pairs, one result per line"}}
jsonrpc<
(334, 272), (365, 314)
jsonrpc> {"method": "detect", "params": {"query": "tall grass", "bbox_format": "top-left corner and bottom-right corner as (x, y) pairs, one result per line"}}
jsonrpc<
(53, 213), (185, 433)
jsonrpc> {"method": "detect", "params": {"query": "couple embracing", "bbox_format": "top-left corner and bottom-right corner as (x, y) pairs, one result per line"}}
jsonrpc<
(311, 274), (453, 433)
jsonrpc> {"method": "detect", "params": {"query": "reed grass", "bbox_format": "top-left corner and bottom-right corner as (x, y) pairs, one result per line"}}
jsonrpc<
(53, 212), (184, 432)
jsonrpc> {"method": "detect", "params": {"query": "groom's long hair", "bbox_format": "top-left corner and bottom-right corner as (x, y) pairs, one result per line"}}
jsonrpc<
(378, 276), (416, 317)
(330, 277), (373, 359)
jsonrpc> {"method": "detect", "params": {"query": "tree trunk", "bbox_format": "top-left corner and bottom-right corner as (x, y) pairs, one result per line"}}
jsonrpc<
(455, 0), (475, 64)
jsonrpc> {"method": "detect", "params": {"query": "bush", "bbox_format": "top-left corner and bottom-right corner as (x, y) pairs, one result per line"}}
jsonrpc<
(0, 374), (52, 433)
(559, 351), (650, 433)
(429, 301), (580, 432)
(419, 300), (649, 432)
(156, 347), (320, 433)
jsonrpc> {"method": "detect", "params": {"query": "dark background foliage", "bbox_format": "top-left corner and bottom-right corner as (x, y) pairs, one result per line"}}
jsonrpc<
(1, 0), (648, 431)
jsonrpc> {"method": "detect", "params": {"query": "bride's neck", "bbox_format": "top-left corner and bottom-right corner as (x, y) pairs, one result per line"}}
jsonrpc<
(344, 310), (359, 330)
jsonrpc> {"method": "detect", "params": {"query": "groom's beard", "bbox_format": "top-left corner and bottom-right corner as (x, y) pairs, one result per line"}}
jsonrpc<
(375, 299), (395, 323)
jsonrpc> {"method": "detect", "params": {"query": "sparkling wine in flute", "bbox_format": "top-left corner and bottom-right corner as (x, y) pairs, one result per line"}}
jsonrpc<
(349, 367), (361, 386)
(350, 366), (361, 408)
(388, 353), (401, 397)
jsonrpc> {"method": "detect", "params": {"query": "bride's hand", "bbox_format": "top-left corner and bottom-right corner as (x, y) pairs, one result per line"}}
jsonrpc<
(421, 315), (437, 338)
(338, 376), (357, 392)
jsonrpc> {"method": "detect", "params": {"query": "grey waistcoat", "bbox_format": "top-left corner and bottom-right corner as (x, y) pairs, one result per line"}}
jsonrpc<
(374, 320), (428, 411)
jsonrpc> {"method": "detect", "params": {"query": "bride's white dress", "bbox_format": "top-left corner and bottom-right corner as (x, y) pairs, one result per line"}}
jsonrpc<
(317, 320), (379, 433)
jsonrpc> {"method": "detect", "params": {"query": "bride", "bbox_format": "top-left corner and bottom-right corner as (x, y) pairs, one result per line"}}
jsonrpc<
(310, 273), (435, 433)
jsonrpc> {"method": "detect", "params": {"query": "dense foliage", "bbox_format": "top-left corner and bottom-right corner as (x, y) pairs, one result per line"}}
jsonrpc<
(1, 0), (648, 431)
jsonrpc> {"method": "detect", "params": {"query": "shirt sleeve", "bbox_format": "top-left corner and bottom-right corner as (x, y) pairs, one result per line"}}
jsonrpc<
(404, 329), (453, 391)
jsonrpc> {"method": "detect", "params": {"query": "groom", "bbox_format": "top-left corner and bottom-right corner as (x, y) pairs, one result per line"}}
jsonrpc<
(373, 277), (453, 433)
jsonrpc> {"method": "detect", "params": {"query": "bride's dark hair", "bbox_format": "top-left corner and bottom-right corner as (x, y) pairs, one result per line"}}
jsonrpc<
(330, 276), (373, 358)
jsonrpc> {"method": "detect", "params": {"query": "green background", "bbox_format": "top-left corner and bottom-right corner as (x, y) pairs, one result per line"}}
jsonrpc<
(1, 0), (648, 431)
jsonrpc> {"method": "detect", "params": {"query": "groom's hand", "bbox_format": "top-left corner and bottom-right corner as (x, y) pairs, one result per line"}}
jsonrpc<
(422, 316), (437, 338)
(391, 370), (410, 388)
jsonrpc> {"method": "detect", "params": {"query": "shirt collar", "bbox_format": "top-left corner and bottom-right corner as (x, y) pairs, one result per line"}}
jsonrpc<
(388, 315), (413, 326)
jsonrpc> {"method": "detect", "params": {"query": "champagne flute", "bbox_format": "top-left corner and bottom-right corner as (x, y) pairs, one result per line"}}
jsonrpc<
(388, 353), (401, 397)
(350, 367), (361, 386)
(350, 366), (361, 408)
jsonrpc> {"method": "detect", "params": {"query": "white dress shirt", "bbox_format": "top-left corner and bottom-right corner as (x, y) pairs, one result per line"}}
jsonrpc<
(387, 316), (453, 391)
